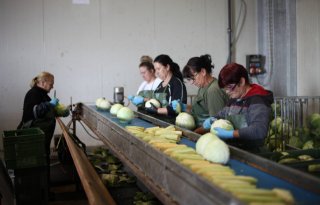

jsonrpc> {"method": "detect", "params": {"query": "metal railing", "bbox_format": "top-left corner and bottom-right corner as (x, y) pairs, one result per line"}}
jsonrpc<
(266, 96), (320, 151)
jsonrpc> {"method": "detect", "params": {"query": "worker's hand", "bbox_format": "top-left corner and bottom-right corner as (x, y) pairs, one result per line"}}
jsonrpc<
(132, 96), (144, 106)
(128, 95), (134, 101)
(171, 100), (187, 113)
(213, 127), (234, 139)
(202, 117), (216, 130)
(145, 102), (158, 114)
(171, 100), (180, 113)
(49, 98), (59, 107)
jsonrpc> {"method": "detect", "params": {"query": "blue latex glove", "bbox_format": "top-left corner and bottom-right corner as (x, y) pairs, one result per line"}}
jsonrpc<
(49, 98), (59, 107)
(128, 95), (134, 101)
(132, 96), (144, 106)
(171, 100), (180, 113)
(202, 117), (216, 130)
(171, 100), (187, 113)
(214, 127), (234, 139)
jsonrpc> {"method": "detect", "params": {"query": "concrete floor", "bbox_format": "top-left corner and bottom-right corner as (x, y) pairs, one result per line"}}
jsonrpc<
(49, 184), (88, 205)
(48, 159), (89, 205)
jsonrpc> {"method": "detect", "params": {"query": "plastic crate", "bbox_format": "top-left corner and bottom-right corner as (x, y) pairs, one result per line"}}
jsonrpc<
(3, 128), (47, 169)
(266, 96), (320, 151)
(258, 149), (320, 178)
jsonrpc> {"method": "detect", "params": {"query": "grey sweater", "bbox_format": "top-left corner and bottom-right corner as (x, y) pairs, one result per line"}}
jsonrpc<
(214, 84), (274, 152)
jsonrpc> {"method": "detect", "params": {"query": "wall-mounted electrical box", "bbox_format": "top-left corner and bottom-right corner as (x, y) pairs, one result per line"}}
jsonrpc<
(246, 55), (265, 76)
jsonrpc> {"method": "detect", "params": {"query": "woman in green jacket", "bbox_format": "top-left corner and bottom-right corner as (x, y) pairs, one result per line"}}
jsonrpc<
(182, 54), (228, 134)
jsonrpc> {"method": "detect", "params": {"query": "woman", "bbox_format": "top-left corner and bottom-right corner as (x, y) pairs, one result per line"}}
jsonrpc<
(182, 54), (228, 133)
(18, 72), (63, 164)
(203, 63), (274, 152)
(129, 55), (162, 105)
(145, 54), (187, 119)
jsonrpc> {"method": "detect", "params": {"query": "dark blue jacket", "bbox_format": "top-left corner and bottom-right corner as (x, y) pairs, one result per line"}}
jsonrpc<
(21, 86), (52, 123)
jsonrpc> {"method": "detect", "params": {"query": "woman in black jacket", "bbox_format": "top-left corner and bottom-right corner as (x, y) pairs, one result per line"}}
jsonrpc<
(145, 54), (187, 118)
(18, 71), (60, 163)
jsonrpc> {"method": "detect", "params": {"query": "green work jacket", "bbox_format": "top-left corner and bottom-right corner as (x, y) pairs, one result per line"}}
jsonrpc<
(191, 79), (228, 127)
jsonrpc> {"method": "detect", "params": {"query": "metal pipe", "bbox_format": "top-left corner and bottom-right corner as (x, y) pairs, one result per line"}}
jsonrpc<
(227, 0), (232, 63)
(56, 118), (117, 205)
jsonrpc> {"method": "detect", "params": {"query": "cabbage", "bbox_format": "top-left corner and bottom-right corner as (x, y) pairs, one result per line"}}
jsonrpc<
(308, 113), (320, 129)
(210, 119), (234, 134)
(116, 107), (134, 123)
(288, 136), (303, 148)
(175, 112), (196, 130)
(298, 126), (311, 143)
(281, 123), (293, 137)
(55, 103), (70, 117)
(307, 113), (320, 140)
(96, 97), (111, 110)
(110, 103), (124, 115)
(196, 132), (230, 164)
(271, 103), (281, 116)
(270, 117), (282, 133)
(267, 134), (276, 151)
(99, 99), (111, 110)
(145, 99), (161, 108)
(195, 133), (219, 155)
(96, 97), (105, 107)
(202, 138), (230, 164)
(302, 140), (314, 150)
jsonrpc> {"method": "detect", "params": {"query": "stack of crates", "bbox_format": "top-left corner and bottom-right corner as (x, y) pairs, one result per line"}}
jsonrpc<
(266, 96), (320, 151)
(3, 128), (48, 205)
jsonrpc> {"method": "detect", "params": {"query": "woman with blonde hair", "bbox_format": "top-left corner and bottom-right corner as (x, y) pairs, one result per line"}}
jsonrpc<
(18, 71), (66, 167)
(129, 55), (162, 105)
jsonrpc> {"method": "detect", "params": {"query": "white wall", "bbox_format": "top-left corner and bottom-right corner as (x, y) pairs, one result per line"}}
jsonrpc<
(296, 0), (320, 96)
(0, 0), (256, 148)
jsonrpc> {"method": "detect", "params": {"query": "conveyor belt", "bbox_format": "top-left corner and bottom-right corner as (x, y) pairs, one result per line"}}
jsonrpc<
(57, 118), (116, 205)
(78, 103), (320, 205)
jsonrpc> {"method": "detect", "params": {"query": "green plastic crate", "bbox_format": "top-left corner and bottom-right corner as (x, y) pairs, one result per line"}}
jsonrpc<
(3, 128), (47, 169)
